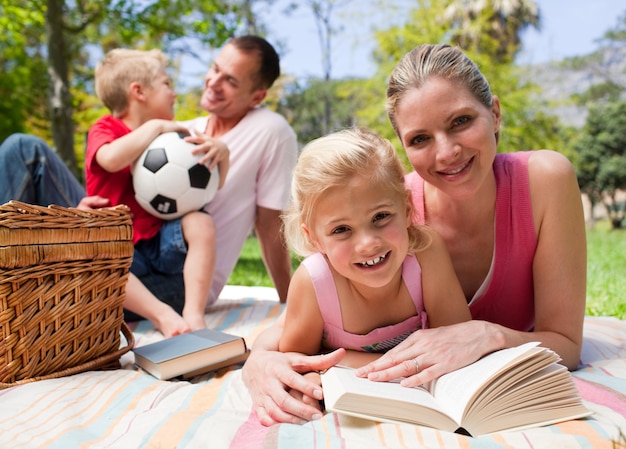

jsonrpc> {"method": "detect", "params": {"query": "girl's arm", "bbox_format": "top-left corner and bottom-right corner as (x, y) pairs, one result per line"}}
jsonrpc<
(278, 264), (325, 355)
(416, 229), (472, 328)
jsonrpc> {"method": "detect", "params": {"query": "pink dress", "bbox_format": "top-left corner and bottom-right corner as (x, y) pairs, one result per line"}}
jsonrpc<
(405, 152), (537, 331)
(302, 252), (428, 352)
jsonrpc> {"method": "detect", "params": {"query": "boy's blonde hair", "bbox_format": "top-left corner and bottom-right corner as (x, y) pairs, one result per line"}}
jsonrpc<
(95, 48), (168, 116)
(283, 127), (431, 257)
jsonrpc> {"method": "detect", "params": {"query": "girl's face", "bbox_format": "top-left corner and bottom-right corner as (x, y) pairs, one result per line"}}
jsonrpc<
(304, 173), (411, 289)
(394, 77), (501, 199)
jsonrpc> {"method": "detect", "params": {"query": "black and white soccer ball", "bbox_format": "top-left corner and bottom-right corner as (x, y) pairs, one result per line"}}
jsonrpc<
(132, 131), (219, 220)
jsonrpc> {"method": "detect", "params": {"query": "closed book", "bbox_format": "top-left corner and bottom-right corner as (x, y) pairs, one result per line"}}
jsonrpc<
(133, 329), (248, 380)
(321, 342), (592, 436)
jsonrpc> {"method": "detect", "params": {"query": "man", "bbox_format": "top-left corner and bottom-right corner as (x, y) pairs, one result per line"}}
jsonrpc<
(0, 35), (297, 335)
(180, 35), (296, 306)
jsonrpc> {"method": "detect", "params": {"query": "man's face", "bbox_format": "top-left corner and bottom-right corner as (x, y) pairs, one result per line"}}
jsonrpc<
(200, 43), (267, 120)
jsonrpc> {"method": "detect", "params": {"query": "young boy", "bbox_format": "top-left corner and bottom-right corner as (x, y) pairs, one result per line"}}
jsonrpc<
(85, 48), (229, 337)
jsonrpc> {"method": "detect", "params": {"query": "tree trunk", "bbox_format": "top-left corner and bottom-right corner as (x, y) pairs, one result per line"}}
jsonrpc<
(46, 0), (78, 178)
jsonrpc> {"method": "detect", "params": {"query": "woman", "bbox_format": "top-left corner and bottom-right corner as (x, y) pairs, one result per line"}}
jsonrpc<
(242, 44), (586, 426)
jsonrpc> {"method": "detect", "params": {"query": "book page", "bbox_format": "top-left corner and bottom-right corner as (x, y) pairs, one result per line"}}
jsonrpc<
(322, 366), (459, 431)
(430, 342), (543, 423)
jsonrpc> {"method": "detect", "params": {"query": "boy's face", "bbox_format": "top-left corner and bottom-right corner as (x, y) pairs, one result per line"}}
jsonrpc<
(200, 43), (267, 121)
(145, 68), (177, 120)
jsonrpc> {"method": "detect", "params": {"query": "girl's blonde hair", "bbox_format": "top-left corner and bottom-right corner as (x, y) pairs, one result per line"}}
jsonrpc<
(95, 48), (168, 116)
(283, 127), (430, 257)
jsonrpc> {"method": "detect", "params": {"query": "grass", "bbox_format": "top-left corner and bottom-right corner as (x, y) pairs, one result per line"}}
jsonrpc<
(229, 221), (626, 319)
(585, 221), (626, 319)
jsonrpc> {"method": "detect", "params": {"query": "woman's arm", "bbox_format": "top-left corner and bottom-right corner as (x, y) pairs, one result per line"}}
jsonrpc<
(525, 150), (586, 369)
(417, 230), (472, 328)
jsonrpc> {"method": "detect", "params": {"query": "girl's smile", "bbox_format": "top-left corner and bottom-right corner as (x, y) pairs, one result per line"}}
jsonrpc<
(305, 174), (410, 289)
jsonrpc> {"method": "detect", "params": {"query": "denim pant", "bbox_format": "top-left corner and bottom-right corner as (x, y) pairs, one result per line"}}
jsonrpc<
(0, 133), (85, 206)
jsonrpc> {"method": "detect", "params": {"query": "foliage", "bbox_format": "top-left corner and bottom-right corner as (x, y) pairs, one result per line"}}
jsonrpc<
(277, 77), (368, 145)
(599, 11), (626, 45)
(574, 100), (626, 229)
(356, 0), (560, 158)
(0, 1), (49, 142)
(0, 0), (244, 176)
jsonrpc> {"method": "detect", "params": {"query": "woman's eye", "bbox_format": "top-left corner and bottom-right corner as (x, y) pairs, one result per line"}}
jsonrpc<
(410, 134), (428, 145)
(453, 116), (471, 127)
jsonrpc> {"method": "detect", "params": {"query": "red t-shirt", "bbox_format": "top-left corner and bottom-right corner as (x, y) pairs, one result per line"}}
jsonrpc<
(85, 115), (162, 244)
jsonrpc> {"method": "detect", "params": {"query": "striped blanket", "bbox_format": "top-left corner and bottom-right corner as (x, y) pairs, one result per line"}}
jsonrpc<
(0, 286), (624, 449)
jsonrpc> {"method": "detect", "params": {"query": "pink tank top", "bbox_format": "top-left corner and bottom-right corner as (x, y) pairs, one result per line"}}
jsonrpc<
(302, 252), (428, 353)
(405, 152), (537, 331)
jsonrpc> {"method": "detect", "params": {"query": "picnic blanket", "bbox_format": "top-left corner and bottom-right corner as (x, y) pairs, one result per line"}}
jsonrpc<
(0, 285), (624, 449)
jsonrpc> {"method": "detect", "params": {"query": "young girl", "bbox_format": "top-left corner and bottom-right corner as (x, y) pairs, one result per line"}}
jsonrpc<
(278, 127), (471, 367)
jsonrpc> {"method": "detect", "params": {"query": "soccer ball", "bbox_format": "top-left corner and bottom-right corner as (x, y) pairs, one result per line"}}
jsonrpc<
(132, 131), (219, 220)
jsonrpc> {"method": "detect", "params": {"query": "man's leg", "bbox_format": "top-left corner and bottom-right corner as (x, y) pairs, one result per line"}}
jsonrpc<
(0, 133), (85, 206)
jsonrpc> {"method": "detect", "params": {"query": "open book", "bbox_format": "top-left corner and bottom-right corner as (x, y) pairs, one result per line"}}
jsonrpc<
(321, 342), (592, 436)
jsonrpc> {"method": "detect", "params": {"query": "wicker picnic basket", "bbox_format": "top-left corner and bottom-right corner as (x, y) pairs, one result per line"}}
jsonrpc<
(0, 200), (135, 388)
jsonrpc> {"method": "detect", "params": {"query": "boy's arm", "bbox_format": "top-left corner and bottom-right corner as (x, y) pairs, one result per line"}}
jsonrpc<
(96, 119), (187, 173)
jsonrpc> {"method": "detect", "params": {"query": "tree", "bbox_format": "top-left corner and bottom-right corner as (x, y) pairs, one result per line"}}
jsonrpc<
(358, 0), (558, 160)
(1, 1), (243, 177)
(282, 0), (351, 135)
(0, 1), (49, 142)
(443, 0), (540, 63)
(575, 101), (626, 229)
(277, 77), (365, 145)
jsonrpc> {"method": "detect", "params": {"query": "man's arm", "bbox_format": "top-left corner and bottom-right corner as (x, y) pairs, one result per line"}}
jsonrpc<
(255, 205), (291, 303)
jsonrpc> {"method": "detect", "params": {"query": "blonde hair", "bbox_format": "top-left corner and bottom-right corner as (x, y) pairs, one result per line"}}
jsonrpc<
(386, 44), (496, 140)
(283, 127), (430, 257)
(95, 48), (168, 116)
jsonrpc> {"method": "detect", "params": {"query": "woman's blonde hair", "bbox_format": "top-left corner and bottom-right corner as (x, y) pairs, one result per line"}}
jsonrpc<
(283, 127), (430, 257)
(386, 44), (497, 141)
(95, 48), (168, 116)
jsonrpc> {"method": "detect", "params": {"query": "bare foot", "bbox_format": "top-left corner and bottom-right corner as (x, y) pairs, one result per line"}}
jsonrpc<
(182, 311), (207, 332)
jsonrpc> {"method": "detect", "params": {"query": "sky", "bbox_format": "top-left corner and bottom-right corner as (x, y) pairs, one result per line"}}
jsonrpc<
(259, 0), (625, 80)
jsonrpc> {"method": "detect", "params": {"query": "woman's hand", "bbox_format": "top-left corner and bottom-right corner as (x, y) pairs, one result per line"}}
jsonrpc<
(287, 372), (324, 414)
(356, 321), (505, 387)
(242, 347), (345, 426)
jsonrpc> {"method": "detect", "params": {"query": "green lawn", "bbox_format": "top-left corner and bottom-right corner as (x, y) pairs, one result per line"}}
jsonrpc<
(585, 222), (626, 319)
(229, 222), (626, 319)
